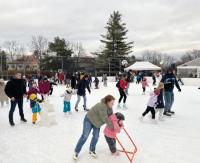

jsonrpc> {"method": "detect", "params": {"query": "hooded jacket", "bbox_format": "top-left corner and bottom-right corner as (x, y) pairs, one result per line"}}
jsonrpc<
(87, 98), (113, 129)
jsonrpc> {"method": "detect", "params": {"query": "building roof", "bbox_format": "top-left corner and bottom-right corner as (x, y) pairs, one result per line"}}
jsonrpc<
(7, 55), (38, 64)
(178, 58), (200, 68)
(124, 61), (161, 71)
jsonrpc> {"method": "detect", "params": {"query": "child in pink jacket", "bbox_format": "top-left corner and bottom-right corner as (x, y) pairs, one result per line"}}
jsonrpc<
(141, 77), (149, 94)
(104, 112), (125, 156)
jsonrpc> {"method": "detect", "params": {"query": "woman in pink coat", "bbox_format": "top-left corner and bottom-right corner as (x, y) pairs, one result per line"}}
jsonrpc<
(104, 112), (125, 156)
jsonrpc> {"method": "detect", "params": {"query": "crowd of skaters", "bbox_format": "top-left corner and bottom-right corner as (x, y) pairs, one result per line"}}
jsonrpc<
(0, 67), (191, 160)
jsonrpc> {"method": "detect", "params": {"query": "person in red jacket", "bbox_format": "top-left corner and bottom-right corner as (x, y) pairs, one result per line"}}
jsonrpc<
(117, 75), (128, 109)
(39, 76), (50, 100)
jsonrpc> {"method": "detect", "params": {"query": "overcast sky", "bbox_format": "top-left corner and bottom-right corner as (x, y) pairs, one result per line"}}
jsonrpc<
(0, 0), (200, 56)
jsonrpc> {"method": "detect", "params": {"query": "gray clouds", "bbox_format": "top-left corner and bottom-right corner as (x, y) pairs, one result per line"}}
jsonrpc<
(0, 0), (199, 55)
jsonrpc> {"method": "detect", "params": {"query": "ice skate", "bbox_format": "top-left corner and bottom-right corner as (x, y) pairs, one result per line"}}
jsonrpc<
(139, 116), (144, 122)
(151, 119), (157, 124)
(123, 103), (128, 109)
(89, 151), (97, 158)
(73, 153), (78, 160)
(117, 104), (122, 109)
(75, 107), (79, 112)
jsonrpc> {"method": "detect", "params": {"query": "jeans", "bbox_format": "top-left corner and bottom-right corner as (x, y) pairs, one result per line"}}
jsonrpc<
(9, 98), (24, 123)
(75, 95), (87, 108)
(75, 116), (100, 154)
(164, 91), (174, 112)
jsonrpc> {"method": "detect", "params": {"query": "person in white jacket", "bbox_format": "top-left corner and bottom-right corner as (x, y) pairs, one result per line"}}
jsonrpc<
(140, 88), (160, 123)
(60, 88), (76, 114)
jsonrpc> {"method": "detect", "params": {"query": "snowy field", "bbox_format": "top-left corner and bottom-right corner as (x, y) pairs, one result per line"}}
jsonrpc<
(0, 82), (200, 163)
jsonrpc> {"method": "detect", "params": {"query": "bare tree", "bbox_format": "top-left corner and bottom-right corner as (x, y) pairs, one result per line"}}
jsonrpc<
(72, 42), (85, 71)
(3, 41), (25, 61)
(30, 35), (48, 59)
(142, 50), (162, 65)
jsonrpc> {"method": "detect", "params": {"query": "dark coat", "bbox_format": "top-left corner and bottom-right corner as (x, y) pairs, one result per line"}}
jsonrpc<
(4, 78), (27, 99)
(77, 79), (91, 96)
(156, 89), (165, 108)
(161, 73), (181, 92)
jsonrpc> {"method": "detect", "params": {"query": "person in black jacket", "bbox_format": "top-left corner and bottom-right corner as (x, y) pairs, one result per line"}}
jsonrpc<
(75, 74), (91, 112)
(161, 68), (181, 116)
(71, 74), (77, 89)
(4, 73), (27, 126)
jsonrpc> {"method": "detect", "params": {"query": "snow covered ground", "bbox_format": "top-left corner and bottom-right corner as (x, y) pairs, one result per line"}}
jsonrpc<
(0, 82), (200, 163)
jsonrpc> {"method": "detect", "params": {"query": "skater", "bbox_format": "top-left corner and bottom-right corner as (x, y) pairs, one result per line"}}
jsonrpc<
(117, 74), (128, 109)
(140, 88), (160, 123)
(102, 73), (108, 87)
(94, 77), (99, 89)
(125, 70), (132, 95)
(104, 112), (125, 156)
(155, 82), (165, 121)
(152, 73), (156, 85)
(60, 87), (76, 115)
(49, 78), (57, 95)
(65, 73), (71, 87)
(88, 74), (92, 88)
(161, 68), (181, 116)
(136, 74), (141, 84)
(0, 79), (9, 107)
(73, 95), (115, 160)
(29, 94), (43, 124)
(71, 74), (77, 89)
(75, 74), (91, 111)
(39, 76), (50, 100)
(4, 73), (27, 126)
(27, 81), (40, 99)
(141, 77), (149, 95)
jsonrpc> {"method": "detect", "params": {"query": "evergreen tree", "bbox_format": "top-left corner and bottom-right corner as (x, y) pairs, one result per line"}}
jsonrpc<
(48, 37), (73, 57)
(100, 11), (133, 73)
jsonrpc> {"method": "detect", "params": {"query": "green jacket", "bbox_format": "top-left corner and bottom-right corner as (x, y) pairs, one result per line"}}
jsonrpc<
(87, 99), (114, 129)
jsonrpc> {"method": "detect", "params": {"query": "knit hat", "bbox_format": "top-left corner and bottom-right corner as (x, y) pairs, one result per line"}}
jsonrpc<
(154, 89), (160, 96)
(115, 112), (125, 121)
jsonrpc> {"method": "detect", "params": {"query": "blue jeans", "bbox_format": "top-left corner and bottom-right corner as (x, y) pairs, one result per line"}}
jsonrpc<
(75, 95), (87, 108)
(164, 91), (174, 112)
(75, 116), (100, 154)
(63, 101), (71, 112)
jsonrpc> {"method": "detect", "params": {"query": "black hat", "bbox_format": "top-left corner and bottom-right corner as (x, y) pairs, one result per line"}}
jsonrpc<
(115, 112), (125, 121)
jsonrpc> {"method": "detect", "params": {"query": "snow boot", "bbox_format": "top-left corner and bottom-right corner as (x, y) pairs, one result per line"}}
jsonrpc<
(168, 111), (175, 115)
(21, 118), (27, 123)
(9, 121), (15, 127)
(151, 119), (158, 124)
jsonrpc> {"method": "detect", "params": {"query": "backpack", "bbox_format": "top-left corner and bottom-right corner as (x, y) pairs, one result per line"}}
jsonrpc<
(116, 80), (120, 88)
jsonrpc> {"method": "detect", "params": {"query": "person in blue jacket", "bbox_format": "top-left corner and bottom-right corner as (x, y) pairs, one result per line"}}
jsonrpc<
(161, 68), (181, 116)
(75, 74), (91, 111)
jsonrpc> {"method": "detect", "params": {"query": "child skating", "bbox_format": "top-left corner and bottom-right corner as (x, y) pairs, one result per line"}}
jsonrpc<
(141, 77), (149, 95)
(155, 82), (165, 121)
(104, 112), (125, 156)
(140, 88), (160, 123)
(60, 87), (76, 115)
(117, 74), (128, 109)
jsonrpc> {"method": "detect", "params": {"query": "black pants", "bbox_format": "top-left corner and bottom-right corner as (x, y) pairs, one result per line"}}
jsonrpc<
(105, 135), (117, 153)
(9, 98), (24, 123)
(50, 87), (53, 95)
(142, 87), (146, 93)
(142, 106), (155, 119)
(119, 89), (127, 103)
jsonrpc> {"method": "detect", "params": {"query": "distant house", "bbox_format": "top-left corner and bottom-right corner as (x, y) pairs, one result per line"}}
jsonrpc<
(177, 58), (200, 78)
(7, 55), (39, 72)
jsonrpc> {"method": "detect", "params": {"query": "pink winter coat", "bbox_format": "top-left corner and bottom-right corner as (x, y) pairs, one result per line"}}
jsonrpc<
(141, 80), (149, 88)
(39, 80), (50, 94)
(104, 114), (122, 139)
